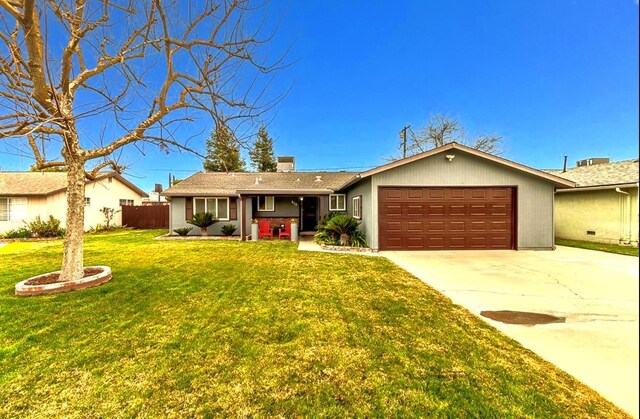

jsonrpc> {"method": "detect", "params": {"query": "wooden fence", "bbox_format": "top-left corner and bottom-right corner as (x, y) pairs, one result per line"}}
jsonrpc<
(122, 205), (169, 229)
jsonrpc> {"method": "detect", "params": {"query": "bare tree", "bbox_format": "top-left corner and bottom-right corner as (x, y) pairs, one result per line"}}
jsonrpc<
(403, 114), (503, 157)
(0, 0), (285, 281)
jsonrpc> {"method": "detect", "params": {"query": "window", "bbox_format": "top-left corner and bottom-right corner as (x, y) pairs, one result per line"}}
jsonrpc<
(0, 197), (27, 222)
(119, 199), (135, 206)
(84, 197), (91, 206)
(194, 197), (229, 220)
(352, 196), (361, 219)
(329, 194), (346, 211)
(257, 196), (275, 212)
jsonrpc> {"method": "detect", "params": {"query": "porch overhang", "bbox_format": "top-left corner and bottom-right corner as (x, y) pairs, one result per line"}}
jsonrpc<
(236, 189), (335, 195)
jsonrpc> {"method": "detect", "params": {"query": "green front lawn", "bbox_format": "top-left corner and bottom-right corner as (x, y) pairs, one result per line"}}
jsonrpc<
(556, 238), (639, 257)
(0, 231), (627, 417)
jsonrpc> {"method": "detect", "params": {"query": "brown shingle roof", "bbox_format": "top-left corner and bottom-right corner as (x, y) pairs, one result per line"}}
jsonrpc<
(545, 159), (639, 187)
(163, 172), (357, 196)
(0, 172), (148, 197)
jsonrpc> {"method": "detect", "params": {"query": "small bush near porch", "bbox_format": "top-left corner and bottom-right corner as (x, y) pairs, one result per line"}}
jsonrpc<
(0, 230), (626, 417)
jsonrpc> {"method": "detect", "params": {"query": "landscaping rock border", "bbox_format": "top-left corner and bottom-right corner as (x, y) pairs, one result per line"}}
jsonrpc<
(320, 244), (372, 253)
(154, 234), (241, 241)
(15, 266), (112, 297)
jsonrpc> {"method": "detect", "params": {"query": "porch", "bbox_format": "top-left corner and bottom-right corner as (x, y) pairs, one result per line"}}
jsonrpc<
(239, 194), (330, 240)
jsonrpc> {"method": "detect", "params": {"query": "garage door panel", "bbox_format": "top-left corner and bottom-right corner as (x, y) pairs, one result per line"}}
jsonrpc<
(407, 221), (424, 232)
(379, 187), (514, 250)
(470, 221), (486, 232)
(428, 205), (445, 215)
(449, 221), (465, 232)
(407, 205), (424, 216)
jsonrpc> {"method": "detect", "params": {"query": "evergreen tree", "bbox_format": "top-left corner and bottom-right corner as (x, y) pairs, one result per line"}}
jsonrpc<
(203, 124), (246, 172)
(249, 124), (277, 172)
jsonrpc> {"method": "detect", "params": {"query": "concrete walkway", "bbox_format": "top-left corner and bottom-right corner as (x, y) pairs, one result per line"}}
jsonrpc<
(381, 247), (639, 418)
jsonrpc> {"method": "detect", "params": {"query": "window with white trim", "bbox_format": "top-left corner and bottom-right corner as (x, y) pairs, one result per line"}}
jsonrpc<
(84, 197), (91, 206)
(352, 196), (361, 219)
(194, 197), (229, 220)
(0, 197), (28, 222)
(257, 196), (275, 212)
(119, 199), (135, 206)
(329, 194), (346, 211)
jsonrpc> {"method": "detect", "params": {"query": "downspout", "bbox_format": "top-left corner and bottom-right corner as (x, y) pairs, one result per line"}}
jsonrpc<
(615, 188), (631, 244)
(238, 194), (244, 241)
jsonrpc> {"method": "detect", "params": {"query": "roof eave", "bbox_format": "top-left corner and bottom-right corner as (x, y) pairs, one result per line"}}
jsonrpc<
(556, 182), (639, 193)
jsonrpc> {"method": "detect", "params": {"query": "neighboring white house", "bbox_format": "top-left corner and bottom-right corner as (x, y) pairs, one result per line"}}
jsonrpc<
(0, 171), (148, 234)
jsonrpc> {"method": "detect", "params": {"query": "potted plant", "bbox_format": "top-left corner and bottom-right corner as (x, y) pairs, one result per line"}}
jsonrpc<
(251, 218), (259, 241)
(290, 218), (299, 241)
(187, 212), (219, 236)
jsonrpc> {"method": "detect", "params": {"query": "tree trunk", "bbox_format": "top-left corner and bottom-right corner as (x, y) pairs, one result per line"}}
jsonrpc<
(59, 161), (86, 281)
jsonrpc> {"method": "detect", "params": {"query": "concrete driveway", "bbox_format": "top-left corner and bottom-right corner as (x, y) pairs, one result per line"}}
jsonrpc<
(381, 246), (639, 418)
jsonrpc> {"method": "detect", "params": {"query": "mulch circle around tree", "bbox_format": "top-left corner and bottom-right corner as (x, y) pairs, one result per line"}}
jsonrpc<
(24, 268), (105, 286)
(480, 310), (566, 325)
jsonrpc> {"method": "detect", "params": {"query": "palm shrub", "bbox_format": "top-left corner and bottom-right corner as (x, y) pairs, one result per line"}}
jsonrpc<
(324, 214), (361, 246)
(314, 214), (367, 247)
(173, 227), (193, 236)
(186, 212), (218, 236)
(221, 224), (237, 236)
(348, 228), (368, 248)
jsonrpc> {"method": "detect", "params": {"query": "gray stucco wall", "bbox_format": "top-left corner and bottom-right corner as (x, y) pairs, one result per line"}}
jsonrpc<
(253, 196), (299, 218)
(345, 177), (372, 246)
(361, 150), (556, 250)
(170, 197), (240, 236)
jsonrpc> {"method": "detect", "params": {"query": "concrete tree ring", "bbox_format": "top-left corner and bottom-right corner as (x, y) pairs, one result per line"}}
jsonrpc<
(15, 266), (112, 297)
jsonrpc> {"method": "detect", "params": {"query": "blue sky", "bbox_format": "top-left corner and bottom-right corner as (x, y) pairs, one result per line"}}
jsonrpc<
(1, 1), (638, 193)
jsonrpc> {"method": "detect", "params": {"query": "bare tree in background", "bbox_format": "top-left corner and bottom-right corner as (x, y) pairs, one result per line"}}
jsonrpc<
(0, 0), (285, 281)
(404, 114), (503, 157)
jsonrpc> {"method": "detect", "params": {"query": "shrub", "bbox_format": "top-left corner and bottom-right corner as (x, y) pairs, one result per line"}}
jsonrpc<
(28, 216), (65, 238)
(186, 212), (219, 236)
(221, 224), (237, 236)
(2, 227), (32, 239)
(315, 212), (340, 231)
(348, 228), (368, 248)
(314, 213), (368, 247)
(173, 227), (193, 236)
(87, 224), (129, 234)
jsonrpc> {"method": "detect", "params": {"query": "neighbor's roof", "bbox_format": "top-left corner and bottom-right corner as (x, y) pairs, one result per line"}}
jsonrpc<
(163, 172), (357, 197)
(545, 159), (639, 188)
(339, 142), (576, 189)
(0, 171), (148, 197)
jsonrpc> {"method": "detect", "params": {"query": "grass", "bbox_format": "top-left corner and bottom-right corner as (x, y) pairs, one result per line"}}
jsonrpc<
(556, 238), (639, 257)
(0, 230), (628, 418)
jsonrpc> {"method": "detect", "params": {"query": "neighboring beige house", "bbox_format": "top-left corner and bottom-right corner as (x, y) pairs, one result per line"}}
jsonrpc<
(0, 172), (148, 234)
(548, 158), (639, 247)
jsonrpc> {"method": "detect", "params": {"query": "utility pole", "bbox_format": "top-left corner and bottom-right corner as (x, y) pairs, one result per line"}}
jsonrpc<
(399, 125), (410, 158)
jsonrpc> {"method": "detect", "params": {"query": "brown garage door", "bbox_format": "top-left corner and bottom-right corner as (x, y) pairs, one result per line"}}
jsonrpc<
(378, 187), (515, 250)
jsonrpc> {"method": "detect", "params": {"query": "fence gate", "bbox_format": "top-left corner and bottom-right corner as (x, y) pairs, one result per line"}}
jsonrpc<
(122, 205), (169, 229)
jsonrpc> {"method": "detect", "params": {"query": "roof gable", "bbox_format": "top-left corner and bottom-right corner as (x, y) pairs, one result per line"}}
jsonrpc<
(343, 143), (575, 189)
(0, 172), (148, 197)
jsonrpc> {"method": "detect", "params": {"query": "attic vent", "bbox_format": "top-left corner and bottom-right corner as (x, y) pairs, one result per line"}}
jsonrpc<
(296, 178), (300, 182)
(314, 176), (322, 182)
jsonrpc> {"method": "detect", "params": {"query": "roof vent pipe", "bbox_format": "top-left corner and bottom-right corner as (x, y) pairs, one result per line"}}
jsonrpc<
(315, 176), (322, 182)
(562, 155), (568, 173)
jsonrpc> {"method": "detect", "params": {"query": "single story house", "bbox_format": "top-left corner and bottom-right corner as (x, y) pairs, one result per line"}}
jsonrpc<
(547, 158), (639, 247)
(164, 142), (575, 251)
(0, 171), (148, 234)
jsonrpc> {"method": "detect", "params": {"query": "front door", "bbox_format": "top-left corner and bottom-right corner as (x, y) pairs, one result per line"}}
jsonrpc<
(301, 197), (318, 231)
